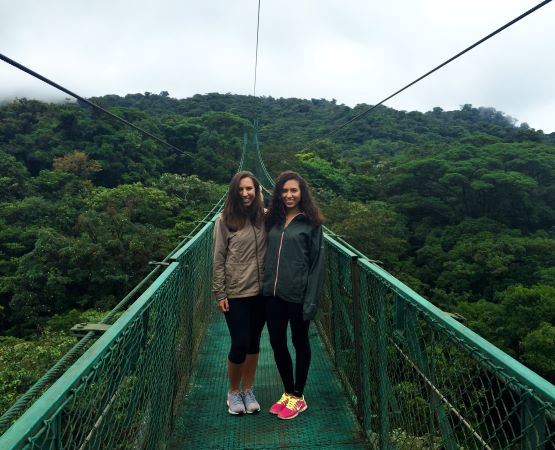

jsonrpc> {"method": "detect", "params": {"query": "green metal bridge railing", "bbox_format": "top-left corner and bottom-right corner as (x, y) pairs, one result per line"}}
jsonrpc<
(0, 220), (215, 450)
(1, 221), (553, 449)
(319, 234), (555, 450)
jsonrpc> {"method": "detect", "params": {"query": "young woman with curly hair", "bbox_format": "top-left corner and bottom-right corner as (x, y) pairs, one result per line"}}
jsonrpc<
(262, 171), (325, 420)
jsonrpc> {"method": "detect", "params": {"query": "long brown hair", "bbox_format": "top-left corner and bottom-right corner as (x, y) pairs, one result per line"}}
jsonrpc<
(266, 171), (324, 229)
(222, 171), (264, 231)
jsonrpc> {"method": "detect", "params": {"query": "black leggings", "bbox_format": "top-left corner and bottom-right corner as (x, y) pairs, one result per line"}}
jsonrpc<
(266, 296), (311, 397)
(224, 296), (266, 364)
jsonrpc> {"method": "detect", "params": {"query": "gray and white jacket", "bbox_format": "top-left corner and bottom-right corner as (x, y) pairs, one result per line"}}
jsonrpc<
(212, 213), (267, 301)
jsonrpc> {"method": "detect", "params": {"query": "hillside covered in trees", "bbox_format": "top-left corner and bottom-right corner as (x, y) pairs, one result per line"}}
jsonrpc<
(0, 92), (554, 414)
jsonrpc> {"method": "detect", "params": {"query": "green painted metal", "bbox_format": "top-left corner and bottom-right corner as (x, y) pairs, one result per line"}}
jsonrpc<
(169, 312), (368, 449)
(0, 220), (215, 450)
(239, 127), (275, 190)
(329, 246), (343, 368)
(0, 192), (228, 434)
(522, 393), (546, 450)
(360, 258), (555, 404)
(0, 261), (181, 449)
(315, 232), (554, 449)
(375, 280), (392, 450)
(404, 300), (457, 450)
(358, 267), (375, 439)
(350, 258), (364, 421)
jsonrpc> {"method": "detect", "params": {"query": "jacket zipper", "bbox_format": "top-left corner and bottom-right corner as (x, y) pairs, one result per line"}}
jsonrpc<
(272, 213), (302, 297)
(252, 222), (261, 292)
(273, 229), (285, 297)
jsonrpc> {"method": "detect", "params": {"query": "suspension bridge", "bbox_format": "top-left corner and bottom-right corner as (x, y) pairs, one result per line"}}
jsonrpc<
(1, 1), (554, 448)
(0, 129), (553, 449)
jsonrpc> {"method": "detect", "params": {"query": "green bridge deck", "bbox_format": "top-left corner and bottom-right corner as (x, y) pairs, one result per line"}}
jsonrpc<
(169, 311), (368, 449)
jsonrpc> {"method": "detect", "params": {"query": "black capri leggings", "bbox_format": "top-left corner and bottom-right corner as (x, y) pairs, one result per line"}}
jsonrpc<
(224, 296), (266, 364)
(266, 296), (311, 397)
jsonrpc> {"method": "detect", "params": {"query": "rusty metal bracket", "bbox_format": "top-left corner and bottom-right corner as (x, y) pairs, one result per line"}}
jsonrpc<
(148, 261), (171, 266)
(70, 323), (111, 337)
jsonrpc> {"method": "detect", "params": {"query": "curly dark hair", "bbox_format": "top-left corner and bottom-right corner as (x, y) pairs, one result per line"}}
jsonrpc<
(266, 171), (324, 229)
(222, 171), (264, 231)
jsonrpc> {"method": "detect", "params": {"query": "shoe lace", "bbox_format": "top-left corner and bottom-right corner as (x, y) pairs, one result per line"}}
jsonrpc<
(243, 389), (256, 403)
(284, 396), (301, 410)
(229, 391), (243, 407)
(278, 393), (290, 404)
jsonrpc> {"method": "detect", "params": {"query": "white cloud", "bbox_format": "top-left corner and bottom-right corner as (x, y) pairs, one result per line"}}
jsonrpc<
(1, 0), (553, 131)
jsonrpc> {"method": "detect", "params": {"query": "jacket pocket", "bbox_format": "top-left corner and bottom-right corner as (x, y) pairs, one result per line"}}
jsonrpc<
(226, 262), (258, 295)
(278, 261), (308, 300)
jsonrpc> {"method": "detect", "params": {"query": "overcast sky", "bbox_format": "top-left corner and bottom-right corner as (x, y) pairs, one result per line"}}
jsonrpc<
(1, 1), (554, 132)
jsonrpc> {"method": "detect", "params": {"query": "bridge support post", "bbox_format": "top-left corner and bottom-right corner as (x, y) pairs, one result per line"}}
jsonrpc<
(521, 393), (545, 449)
(374, 277), (392, 449)
(403, 305), (457, 450)
(351, 257), (376, 441)
(44, 411), (63, 450)
(330, 250), (343, 368)
(351, 257), (363, 419)
(352, 260), (375, 439)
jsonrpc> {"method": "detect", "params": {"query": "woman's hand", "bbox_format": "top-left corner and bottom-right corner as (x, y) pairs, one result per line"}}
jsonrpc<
(218, 298), (229, 312)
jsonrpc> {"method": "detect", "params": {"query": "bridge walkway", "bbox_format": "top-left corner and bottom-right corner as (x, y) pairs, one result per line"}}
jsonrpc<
(169, 311), (369, 449)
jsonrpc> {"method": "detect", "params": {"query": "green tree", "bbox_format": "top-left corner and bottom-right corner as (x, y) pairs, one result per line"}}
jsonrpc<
(522, 323), (555, 382)
(0, 150), (30, 200)
(53, 150), (102, 180)
(323, 197), (408, 270)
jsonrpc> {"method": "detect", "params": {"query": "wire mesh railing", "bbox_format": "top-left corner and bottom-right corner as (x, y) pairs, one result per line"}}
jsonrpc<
(2, 210), (554, 449)
(317, 233), (555, 450)
(0, 195), (226, 434)
(240, 127), (275, 192)
(0, 221), (215, 450)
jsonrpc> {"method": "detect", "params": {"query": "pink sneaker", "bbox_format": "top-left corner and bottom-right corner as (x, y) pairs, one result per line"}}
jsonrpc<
(277, 395), (307, 420)
(269, 393), (291, 415)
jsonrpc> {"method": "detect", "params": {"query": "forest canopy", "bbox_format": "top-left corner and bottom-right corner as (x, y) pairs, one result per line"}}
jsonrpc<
(1, 93), (554, 415)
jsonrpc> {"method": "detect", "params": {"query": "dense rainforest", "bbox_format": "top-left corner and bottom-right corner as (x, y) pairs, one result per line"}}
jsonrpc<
(0, 92), (554, 416)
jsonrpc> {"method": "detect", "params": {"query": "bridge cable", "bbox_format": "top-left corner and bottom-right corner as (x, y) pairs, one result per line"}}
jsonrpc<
(253, 0), (261, 102)
(297, 0), (552, 149)
(248, 0), (262, 129)
(1, 5), (254, 427)
(245, 0), (275, 190)
(0, 52), (190, 156)
(254, 0), (552, 261)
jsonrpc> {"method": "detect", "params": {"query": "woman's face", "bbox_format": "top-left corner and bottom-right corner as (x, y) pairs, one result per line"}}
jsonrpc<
(239, 177), (256, 208)
(281, 179), (301, 211)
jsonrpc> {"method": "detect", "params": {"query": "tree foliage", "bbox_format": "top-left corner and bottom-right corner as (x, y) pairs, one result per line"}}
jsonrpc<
(1, 92), (554, 404)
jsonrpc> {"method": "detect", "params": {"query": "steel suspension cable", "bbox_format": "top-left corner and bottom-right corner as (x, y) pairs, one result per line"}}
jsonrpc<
(0, 53), (190, 156)
(253, 0), (261, 101)
(248, 0), (276, 191)
(301, 0), (552, 147)
(0, 52), (231, 427)
(0, 10), (260, 428)
(254, 1), (552, 256)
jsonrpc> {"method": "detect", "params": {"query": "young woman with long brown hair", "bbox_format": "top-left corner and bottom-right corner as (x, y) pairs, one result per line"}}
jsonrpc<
(212, 171), (266, 415)
(262, 171), (325, 420)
